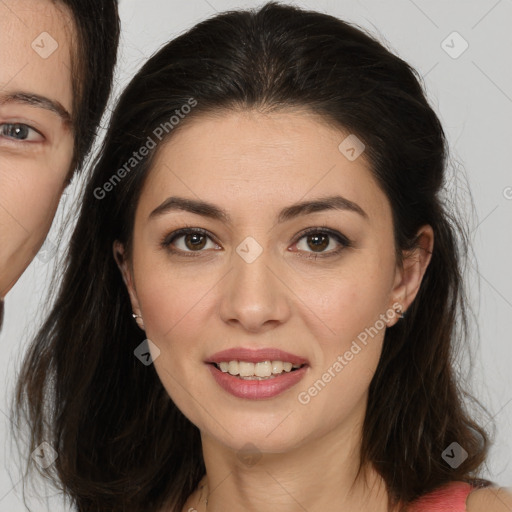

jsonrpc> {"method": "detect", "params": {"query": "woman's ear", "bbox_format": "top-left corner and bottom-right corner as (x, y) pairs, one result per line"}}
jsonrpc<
(113, 241), (145, 330)
(388, 224), (434, 326)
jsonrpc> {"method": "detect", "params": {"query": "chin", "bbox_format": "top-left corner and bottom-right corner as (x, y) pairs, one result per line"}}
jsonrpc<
(198, 410), (309, 454)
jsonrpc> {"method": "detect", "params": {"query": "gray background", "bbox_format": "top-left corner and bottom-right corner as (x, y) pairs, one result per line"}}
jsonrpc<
(1, 0), (511, 509)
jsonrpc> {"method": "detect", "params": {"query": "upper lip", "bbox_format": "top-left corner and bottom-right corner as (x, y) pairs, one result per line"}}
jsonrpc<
(205, 347), (309, 365)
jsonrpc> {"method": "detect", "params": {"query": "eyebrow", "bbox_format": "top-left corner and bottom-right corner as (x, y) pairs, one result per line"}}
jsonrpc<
(0, 92), (72, 126)
(149, 195), (369, 223)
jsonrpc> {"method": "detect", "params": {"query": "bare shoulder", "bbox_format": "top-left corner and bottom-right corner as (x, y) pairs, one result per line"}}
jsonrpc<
(466, 486), (512, 511)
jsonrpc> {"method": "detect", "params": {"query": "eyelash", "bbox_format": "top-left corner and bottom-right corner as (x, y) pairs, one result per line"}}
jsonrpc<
(0, 123), (44, 143)
(160, 224), (352, 260)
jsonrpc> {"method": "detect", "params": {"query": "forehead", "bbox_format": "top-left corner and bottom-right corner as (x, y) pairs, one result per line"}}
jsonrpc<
(0, 0), (74, 116)
(141, 110), (390, 224)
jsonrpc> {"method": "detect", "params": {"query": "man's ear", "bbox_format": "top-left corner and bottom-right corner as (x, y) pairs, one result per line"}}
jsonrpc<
(387, 224), (434, 327)
(113, 241), (144, 330)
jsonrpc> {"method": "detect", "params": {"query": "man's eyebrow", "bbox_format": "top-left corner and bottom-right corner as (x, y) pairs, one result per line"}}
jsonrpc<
(149, 195), (369, 223)
(0, 92), (72, 126)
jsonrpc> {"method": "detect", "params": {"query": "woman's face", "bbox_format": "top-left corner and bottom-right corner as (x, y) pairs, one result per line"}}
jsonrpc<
(119, 110), (430, 454)
(0, 0), (74, 296)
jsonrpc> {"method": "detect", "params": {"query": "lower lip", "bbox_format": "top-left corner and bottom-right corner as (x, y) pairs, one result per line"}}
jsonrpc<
(207, 364), (308, 400)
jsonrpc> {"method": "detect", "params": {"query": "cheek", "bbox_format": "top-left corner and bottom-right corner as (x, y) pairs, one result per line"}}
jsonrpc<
(292, 281), (391, 437)
(299, 280), (388, 394)
(133, 266), (213, 420)
(133, 257), (219, 353)
(0, 174), (62, 236)
(1, 178), (65, 249)
(0, 138), (73, 229)
(291, 259), (395, 345)
(0, 159), (68, 292)
(288, 260), (394, 408)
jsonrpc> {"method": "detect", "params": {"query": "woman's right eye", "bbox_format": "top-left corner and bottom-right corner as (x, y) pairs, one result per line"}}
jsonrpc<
(162, 228), (220, 255)
(0, 123), (44, 142)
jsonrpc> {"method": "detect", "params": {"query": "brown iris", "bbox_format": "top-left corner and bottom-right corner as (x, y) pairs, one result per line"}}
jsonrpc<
(184, 233), (207, 251)
(306, 233), (329, 252)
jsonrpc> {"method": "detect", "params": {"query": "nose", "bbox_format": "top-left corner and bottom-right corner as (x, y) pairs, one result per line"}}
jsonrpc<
(219, 244), (292, 333)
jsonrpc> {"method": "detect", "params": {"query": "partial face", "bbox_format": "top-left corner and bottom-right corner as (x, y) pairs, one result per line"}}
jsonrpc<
(119, 110), (417, 455)
(0, 0), (74, 296)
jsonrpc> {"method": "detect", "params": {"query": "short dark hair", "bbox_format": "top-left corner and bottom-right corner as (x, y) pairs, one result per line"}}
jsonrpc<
(55, 0), (120, 174)
(13, 2), (492, 512)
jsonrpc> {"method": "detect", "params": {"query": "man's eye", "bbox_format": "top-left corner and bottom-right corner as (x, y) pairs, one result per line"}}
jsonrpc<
(0, 123), (44, 142)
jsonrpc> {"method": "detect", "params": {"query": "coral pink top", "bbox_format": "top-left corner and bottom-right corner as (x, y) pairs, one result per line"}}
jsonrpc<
(409, 481), (479, 511)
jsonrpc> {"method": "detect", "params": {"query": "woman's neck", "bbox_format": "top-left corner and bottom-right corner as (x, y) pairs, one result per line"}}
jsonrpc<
(196, 421), (393, 512)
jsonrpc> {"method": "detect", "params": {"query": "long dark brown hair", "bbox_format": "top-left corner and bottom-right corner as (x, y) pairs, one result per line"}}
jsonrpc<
(54, 0), (120, 174)
(11, 2), (493, 511)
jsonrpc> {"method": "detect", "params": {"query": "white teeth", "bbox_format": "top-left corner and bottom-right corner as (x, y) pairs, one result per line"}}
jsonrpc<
(228, 361), (238, 375)
(272, 361), (283, 374)
(215, 360), (303, 378)
(254, 361), (272, 377)
(239, 361), (254, 377)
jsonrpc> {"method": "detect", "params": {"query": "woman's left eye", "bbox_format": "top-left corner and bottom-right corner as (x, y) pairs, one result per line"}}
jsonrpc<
(162, 227), (351, 258)
(292, 228), (352, 257)
(0, 123), (44, 142)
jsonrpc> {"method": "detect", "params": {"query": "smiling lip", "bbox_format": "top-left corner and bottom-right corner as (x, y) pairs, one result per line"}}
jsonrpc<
(205, 347), (309, 400)
(207, 364), (308, 399)
(205, 347), (309, 365)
